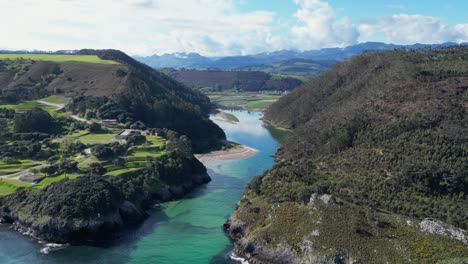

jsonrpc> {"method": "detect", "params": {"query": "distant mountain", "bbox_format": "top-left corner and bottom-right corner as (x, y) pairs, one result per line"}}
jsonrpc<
(134, 42), (467, 69)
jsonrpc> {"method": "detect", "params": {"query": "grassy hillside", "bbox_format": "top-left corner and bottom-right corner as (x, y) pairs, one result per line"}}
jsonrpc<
(228, 47), (468, 263)
(0, 54), (118, 64)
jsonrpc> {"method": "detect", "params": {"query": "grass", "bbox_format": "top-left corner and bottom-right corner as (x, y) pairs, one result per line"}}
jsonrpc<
(38, 95), (69, 105)
(207, 91), (281, 111)
(0, 54), (119, 65)
(65, 130), (121, 145)
(0, 179), (32, 197)
(217, 110), (240, 122)
(0, 160), (42, 175)
(0, 101), (56, 112)
(244, 99), (278, 111)
(32, 174), (78, 190)
(103, 136), (166, 176)
(105, 168), (144, 177)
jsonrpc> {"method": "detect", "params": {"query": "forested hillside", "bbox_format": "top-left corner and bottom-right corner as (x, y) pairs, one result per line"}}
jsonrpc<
(164, 69), (302, 92)
(227, 47), (468, 263)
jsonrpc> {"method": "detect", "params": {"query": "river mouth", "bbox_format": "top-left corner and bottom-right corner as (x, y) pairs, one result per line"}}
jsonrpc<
(0, 110), (279, 264)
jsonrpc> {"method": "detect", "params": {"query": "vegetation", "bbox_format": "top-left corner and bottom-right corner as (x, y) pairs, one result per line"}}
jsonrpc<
(0, 54), (118, 64)
(244, 99), (277, 111)
(1, 49), (227, 152)
(208, 91), (282, 111)
(13, 107), (54, 133)
(39, 95), (69, 104)
(238, 58), (336, 80)
(163, 69), (302, 92)
(230, 47), (468, 263)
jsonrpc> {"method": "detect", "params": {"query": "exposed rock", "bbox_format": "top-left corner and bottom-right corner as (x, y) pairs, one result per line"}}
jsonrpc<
(319, 194), (331, 205)
(419, 219), (467, 244)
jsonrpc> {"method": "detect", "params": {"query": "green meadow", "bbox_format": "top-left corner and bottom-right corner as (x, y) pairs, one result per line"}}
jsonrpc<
(0, 54), (118, 65)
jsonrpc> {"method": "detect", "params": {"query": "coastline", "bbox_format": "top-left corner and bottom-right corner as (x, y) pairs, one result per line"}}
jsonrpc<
(195, 145), (258, 163)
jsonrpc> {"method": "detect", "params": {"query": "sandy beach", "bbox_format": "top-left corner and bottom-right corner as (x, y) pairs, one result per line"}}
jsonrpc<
(195, 145), (258, 163)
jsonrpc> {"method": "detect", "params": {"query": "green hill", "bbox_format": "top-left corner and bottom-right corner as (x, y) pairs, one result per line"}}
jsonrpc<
(227, 47), (468, 263)
(0, 50), (225, 152)
(164, 69), (302, 92)
(238, 58), (336, 79)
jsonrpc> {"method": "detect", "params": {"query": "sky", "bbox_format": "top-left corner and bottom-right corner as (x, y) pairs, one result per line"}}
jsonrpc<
(1, 0), (467, 56)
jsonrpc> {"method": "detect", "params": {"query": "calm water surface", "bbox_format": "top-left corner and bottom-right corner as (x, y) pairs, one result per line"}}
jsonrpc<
(0, 110), (280, 264)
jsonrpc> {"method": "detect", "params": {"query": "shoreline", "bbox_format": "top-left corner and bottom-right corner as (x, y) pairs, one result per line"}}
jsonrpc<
(195, 145), (258, 163)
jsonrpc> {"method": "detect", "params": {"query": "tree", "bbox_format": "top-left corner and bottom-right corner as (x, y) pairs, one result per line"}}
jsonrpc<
(88, 162), (107, 176)
(40, 165), (59, 176)
(92, 144), (113, 159)
(14, 107), (53, 133)
(88, 122), (102, 132)
(60, 138), (85, 156)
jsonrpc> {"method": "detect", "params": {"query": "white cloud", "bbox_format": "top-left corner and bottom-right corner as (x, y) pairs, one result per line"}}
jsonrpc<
(359, 14), (468, 44)
(0, 0), (282, 56)
(0, 1), (466, 56)
(289, 0), (359, 50)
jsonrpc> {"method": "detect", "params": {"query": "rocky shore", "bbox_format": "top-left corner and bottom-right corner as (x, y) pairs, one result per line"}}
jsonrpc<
(0, 157), (211, 244)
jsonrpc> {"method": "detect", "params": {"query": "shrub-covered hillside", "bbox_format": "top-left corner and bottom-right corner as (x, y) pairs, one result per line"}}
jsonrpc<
(228, 47), (468, 263)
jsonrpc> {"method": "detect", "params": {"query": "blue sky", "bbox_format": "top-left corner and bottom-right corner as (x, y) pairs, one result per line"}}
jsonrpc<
(1, 0), (467, 56)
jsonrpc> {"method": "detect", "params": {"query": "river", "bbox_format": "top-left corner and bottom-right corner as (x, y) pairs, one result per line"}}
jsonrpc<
(0, 110), (281, 264)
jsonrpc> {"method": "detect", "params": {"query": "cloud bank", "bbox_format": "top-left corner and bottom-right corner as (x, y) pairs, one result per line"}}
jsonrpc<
(0, 0), (466, 56)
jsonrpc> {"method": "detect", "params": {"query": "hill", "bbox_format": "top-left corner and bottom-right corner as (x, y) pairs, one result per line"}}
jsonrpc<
(237, 58), (337, 79)
(134, 42), (466, 70)
(226, 47), (468, 263)
(164, 69), (302, 92)
(0, 50), (221, 243)
(0, 50), (226, 152)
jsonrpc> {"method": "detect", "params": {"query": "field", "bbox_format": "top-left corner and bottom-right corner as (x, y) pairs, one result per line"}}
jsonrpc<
(208, 91), (281, 111)
(0, 160), (42, 175)
(65, 130), (121, 145)
(39, 95), (69, 105)
(0, 100), (56, 112)
(104, 135), (166, 176)
(32, 174), (78, 190)
(0, 178), (32, 197)
(0, 54), (118, 65)
(245, 99), (277, 111)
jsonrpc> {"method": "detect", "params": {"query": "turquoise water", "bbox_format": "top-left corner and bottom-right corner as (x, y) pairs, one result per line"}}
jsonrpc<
(0, 110), (279, 264)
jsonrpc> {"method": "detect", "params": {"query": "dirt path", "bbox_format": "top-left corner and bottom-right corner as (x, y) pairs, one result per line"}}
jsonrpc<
(195, 145), (257, 163)
(37, 100), (66, 111)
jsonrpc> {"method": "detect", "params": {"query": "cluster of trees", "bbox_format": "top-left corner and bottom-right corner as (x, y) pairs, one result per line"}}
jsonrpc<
(14, 108), (54, 133)
(169, 69), (302, 92)
(0, 108), (15, 118)
(92, 142), (126, 160)
(255, 47), (468, 230)
(40, 159), (78, 176)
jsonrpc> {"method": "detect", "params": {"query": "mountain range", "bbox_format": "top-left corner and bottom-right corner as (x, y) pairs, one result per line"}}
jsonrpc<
(134, 42), (467, 69)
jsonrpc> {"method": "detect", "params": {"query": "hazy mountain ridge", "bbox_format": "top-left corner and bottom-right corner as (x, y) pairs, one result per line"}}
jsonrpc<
(134, 42), (467, 69)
